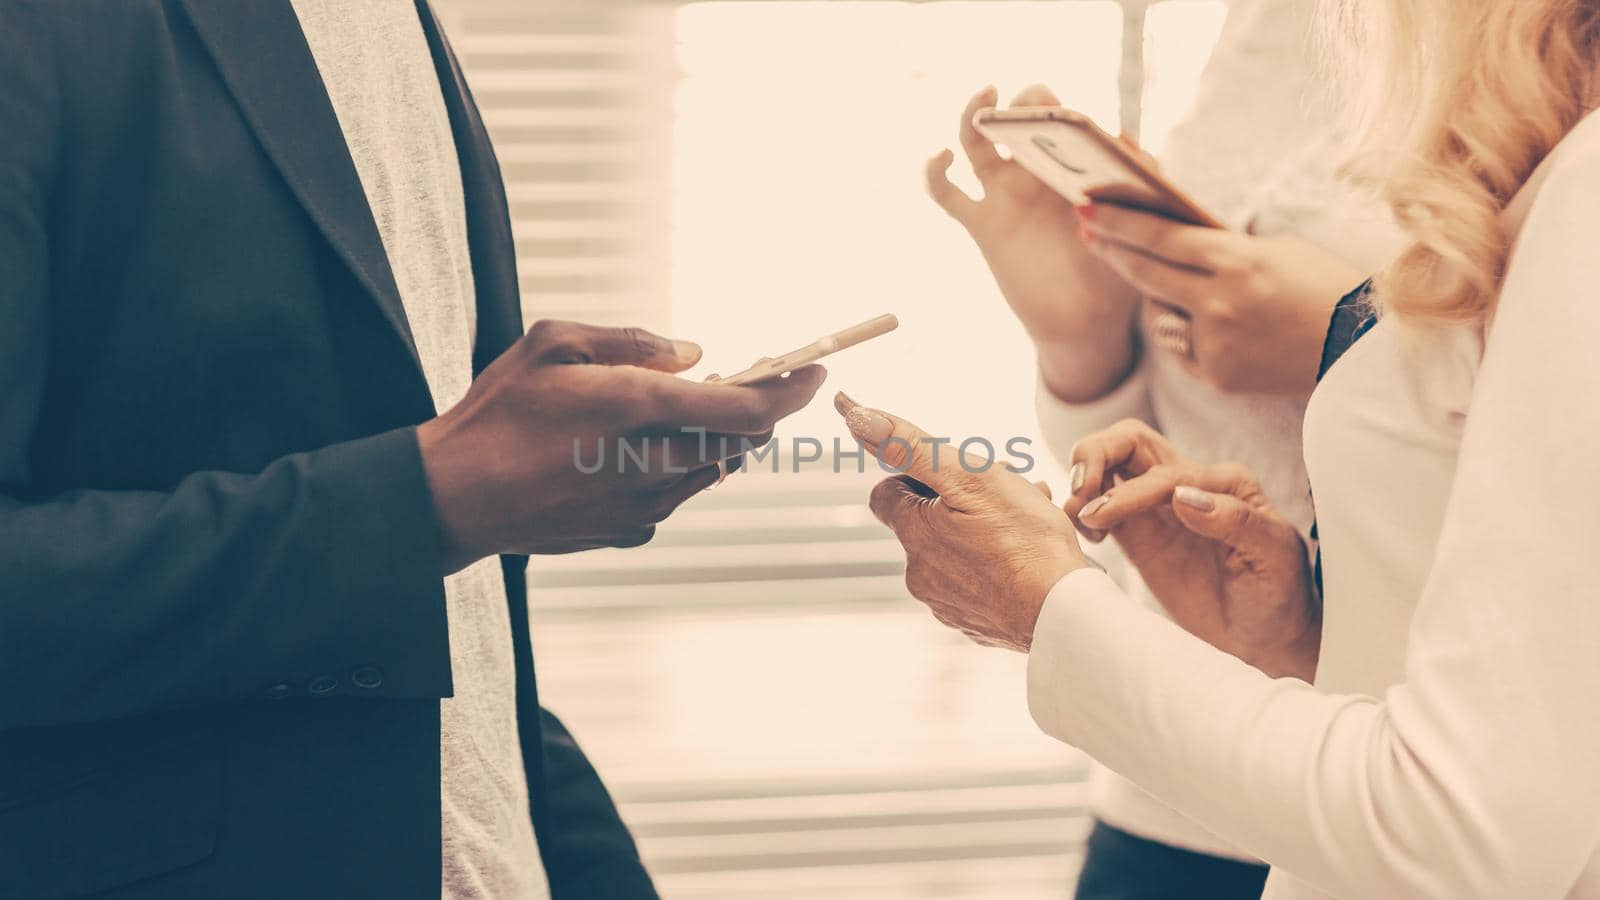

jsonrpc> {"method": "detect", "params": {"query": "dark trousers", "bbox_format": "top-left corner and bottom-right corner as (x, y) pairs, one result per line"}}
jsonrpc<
(1074, 821), (1269, 900)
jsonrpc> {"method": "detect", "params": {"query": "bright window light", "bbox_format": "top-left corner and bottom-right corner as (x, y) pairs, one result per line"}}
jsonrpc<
(670, 1), (1124, 463)
(1140, 0), (1229, 156)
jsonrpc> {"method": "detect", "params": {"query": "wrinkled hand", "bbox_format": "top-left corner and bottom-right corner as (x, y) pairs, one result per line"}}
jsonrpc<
(1062, 419), (1320, 679)
(1079, 204), (1365, 396)
(836, 393), (1095, 652)
(418, 320), (826, 569)
(926, 85), (1140, 402)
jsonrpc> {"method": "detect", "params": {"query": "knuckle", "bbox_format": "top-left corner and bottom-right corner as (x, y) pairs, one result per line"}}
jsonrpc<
(1215, 462), (1255, 487)
(869, 479), (904, 516)
(644, 493), (681, 525)
(1144, 462), (1179, 482)
(1110, 418), (1155, 440)
(1202, 297), (1238, 324)
(1214, 243), (1256, 276)
(526, 319), (557, 344)
(610, 525), (657, 549)
(737, 430), (776, 459)
(526, 319), (588, 363)
(1212, 251), (1245, 278)
(740, 397), (777, 434)
(877, 435), (914, 471)
(534, 318), (576, 345)
(619, 326), (661, 360)
(712, 393), (770, 435)
(1239, 269), (1271, 301)
(1241, 247), (1269, 278)
(634, 484), (676, 523)
(904, 565), (929, 599)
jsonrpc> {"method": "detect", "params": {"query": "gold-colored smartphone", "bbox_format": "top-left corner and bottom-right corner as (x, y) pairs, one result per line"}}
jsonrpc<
(719, 314), (899, 386)
(973, 106), (1225, 229)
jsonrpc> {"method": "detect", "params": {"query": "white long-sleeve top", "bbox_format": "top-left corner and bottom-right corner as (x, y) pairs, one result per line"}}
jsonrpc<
(1034, 0), (1403, 860)
(1027, 108), (1600, 899)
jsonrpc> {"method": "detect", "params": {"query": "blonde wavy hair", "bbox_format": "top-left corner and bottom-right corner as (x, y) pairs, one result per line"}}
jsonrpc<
(1330, 0), (1600, 324)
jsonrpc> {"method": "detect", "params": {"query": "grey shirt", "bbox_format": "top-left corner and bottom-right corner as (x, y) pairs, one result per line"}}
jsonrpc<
(289, 2), (549, 896)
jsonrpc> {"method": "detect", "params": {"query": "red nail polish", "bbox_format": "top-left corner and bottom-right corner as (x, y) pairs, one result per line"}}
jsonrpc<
(1076, 204), (1096, 221)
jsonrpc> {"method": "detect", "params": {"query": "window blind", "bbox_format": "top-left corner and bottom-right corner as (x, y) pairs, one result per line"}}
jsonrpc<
(440, 0), (675, 332)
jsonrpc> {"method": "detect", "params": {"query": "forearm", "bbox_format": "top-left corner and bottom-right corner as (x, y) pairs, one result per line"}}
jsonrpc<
(1025, 267), (1142, 405)
(989, 242), (1141, 408)
(1035, 330), (1141, 407)
(1034, 336), (1155, 472)
(1028, 570), (1594, 899)
(0, 428), (453, 730)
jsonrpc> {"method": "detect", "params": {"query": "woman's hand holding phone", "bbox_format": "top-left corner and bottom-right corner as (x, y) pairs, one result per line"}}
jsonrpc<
(936, 86), (1368, 399)
(926, 85), (1141, 404)
(1077, 204), (1365, 396)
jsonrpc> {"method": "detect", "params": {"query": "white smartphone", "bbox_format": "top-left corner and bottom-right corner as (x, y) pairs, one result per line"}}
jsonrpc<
(719, 314), (900, 386)
(973, 106), (1225, 229)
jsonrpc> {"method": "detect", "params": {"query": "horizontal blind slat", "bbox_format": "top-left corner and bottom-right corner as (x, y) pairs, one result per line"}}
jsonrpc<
(443, 0), (671, 329)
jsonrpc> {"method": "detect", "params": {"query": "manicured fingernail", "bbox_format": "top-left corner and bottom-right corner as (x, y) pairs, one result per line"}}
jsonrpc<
(1069, 462), (1086, 493)
(1075, 204), (1096, 221)
(844, 407), (893, 444)
(1079, 495), (1111, 522)
(1174, 486), (1215, 512)
(672, 340), (703, 366)
(833, 391), (860, 416)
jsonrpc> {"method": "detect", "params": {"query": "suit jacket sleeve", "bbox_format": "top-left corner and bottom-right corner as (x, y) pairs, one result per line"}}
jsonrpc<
(535, 708), (659, 899)
(0, 1), (453, 731)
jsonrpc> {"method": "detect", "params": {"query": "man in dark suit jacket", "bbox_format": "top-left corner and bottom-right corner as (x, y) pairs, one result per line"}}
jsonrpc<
(0, 2), (825, 897)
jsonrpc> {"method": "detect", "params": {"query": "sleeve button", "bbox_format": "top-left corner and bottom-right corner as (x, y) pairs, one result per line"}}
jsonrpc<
(350, 665), (384, 689)
(308, 674), (339, 696)
(265, 682), (294, 701)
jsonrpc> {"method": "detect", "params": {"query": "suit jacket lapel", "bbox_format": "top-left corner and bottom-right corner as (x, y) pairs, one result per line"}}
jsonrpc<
(413, 4), (542, 793)
(179, 0), (424, 375)
(414, 0), (526, 373)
